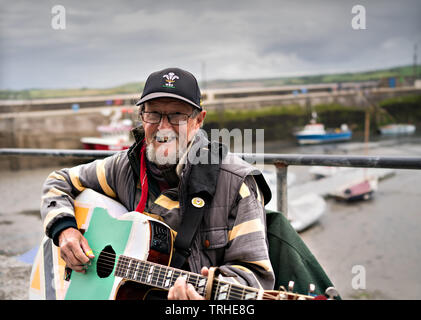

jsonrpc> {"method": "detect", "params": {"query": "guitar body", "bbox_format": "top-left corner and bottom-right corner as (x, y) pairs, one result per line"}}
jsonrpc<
(29, 189), (174, 300)
(29, 190), (333, 300)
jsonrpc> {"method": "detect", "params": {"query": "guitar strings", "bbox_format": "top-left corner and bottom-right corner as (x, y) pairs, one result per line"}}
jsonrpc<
(105, 255), (258, 299)
(103, 260), (276, 300)
(96, 254), (282, 300)
(122, 266), (273, 300)
(92, 254), (262, 300)
(86, 250), (279, 300)
(81, 250), (287, 300)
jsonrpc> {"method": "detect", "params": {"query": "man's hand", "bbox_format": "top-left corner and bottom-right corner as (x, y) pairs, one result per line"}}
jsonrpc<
(168, 267), (209, 300)
(58, 228), (94, 273)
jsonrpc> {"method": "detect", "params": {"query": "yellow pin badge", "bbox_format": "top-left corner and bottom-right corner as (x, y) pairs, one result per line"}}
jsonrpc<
(191, 197), (205, 208)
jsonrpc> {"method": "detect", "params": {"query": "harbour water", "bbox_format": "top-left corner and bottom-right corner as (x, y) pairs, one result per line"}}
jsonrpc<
(0, 134), (420, 299)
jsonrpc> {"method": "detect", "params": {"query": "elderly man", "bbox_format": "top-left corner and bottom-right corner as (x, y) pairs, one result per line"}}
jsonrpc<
(41, 67), (275, 300)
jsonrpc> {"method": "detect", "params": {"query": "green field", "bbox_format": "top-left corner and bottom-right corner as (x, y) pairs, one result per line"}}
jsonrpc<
(206, 65), (421, 88)
(0, 82), (144, 100)
(1, 64), (420, 100)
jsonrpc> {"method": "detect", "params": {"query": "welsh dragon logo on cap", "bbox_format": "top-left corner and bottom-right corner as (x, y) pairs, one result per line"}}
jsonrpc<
(162, 72), (179, 88)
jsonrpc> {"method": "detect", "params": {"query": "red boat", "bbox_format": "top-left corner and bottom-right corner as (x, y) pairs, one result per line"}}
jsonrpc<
(81, 109), (134, 151)
(329, 176), (378, 201)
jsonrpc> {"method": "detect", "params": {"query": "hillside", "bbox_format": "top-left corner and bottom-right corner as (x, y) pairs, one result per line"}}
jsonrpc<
(1, 64), (420, 100)
(204, 65), (421, 88)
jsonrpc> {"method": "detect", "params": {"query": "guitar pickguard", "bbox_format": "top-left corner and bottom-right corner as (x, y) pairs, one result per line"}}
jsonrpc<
(29, 189), (174, 300)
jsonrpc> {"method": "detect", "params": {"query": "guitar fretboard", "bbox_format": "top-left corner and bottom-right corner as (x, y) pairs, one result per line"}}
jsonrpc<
(114, 255), (261, 300)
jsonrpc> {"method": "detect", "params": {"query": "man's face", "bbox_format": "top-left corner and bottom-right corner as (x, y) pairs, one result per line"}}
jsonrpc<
(141, 98), (206, 166)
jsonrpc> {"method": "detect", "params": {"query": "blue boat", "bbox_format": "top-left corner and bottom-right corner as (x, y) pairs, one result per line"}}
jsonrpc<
(294, 120), (352, 145)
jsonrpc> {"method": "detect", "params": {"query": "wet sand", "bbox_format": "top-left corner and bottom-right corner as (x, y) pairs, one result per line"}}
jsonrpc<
(299, 168), (421, 299)
(1, 138), (421, 299)
(0, 166), (52, 299)
(286, 138), (421, 299)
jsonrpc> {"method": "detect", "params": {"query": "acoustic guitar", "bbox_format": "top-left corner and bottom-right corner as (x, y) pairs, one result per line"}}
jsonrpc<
(29, 189), (337, 300)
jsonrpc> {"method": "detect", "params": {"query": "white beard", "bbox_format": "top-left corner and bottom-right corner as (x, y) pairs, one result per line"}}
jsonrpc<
(146, 129), (188, 166)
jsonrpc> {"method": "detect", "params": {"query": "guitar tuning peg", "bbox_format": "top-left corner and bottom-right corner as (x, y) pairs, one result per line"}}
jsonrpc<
(325, 287), (339, 300)
(277, 292), (288, 300)
(308, 283), (316, 295)
(276, 286), (288, 300)
(288, 281), (295, 292)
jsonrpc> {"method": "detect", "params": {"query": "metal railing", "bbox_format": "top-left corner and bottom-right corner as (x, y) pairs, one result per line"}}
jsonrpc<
(1, 148), (421, 215)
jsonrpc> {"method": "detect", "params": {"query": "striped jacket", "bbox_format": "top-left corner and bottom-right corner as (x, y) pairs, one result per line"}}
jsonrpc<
(41, 128), (275, 291)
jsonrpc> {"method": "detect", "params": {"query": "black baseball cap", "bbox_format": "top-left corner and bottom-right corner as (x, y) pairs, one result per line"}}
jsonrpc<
(136, 67), (202, 110)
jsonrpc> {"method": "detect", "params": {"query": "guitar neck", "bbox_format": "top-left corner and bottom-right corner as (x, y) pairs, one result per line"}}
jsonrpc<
(114, 255), (262, 300)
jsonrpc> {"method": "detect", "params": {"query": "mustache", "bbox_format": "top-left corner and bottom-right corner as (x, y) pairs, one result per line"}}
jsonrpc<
(153, 129), (178, 143)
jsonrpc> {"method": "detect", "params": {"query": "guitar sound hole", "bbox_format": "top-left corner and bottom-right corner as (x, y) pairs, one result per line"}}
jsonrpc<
(97, 245), (115, 278)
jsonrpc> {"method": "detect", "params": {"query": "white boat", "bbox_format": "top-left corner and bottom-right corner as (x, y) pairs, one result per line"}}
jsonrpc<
(288, 193), (326, 232)
(378, 124), (416, 135)
(261, 168), (325, 232)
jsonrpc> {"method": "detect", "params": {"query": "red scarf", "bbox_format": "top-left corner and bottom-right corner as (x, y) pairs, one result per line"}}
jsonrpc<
(135, 141), (148, 213)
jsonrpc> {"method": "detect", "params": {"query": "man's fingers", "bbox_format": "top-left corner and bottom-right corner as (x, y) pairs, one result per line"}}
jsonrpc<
(71, 241), (90, 264)
(60, 238), (90, 270)
(59, 228), (91, 260)
(168, 286), (175, 300)
(70, 264), (87, 273)
(63, 249), (87, 273)
(58, 228), (94, 273)
(168, 277), (204, 300)
(186, 283), (204, 300)
(200, 266), (209, 277)
(80, 237), (95, 259)
(173, 277), (188, 300)
(62, 238), (90, 265)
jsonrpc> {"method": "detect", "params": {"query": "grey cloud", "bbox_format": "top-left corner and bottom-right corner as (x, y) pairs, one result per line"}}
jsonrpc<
(0, 0), (420, 89)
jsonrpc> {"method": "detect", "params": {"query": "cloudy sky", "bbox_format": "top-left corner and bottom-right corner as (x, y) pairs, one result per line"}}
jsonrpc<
(1, 0), (420, 90)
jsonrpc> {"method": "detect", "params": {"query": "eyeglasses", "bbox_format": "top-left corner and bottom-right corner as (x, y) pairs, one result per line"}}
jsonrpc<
(140, 111), (193, 125)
